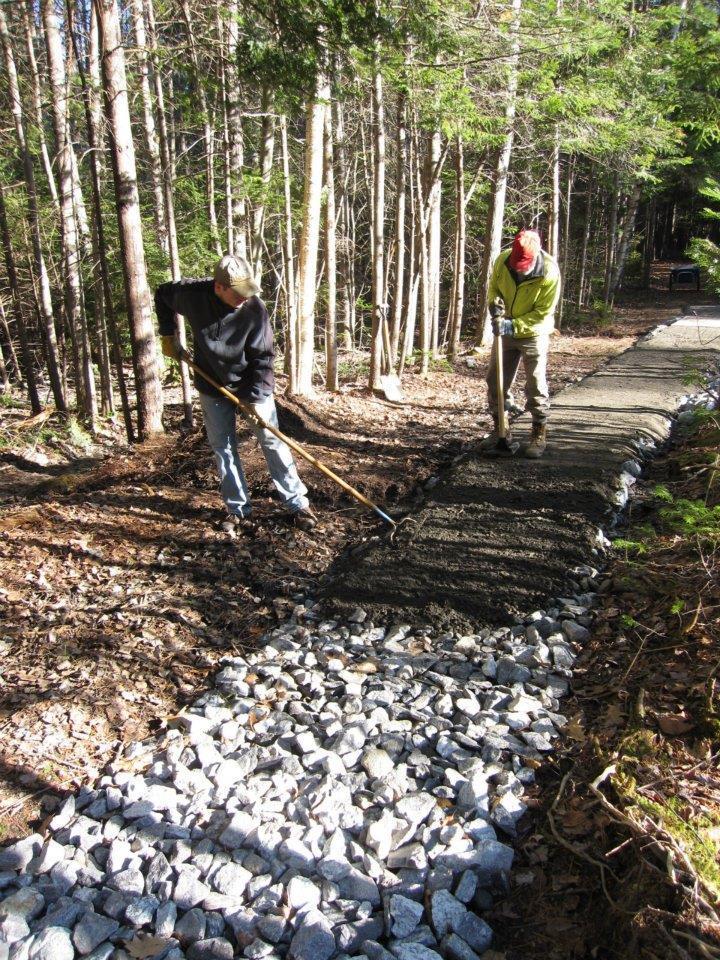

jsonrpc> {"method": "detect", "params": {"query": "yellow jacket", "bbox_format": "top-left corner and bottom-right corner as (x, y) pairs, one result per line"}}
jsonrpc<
(488, 249), (561, 338)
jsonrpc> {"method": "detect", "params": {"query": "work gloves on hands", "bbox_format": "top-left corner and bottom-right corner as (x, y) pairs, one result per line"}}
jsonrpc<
(489, 299), (514, 337)
(161, 334), (182, 361)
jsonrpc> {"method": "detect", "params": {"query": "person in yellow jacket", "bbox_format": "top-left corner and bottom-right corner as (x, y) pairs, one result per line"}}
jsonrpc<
(482, 228), (561, 458)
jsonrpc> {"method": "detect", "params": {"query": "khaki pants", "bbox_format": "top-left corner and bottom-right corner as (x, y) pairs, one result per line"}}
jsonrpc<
(487, 333), (550, 425)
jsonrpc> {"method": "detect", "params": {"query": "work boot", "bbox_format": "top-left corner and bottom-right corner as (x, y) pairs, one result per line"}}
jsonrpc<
(219, 513), (255, 537)
(480, 418), (513, 451)
(293, 507), (318, 531)
(525, 423), (547, 459)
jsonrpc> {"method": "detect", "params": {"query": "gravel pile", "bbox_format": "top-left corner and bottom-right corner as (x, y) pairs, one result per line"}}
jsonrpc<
(0, 560), (603, 960)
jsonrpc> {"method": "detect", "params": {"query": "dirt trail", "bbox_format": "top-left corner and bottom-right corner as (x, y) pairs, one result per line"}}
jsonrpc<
(324, 309), (720, 628)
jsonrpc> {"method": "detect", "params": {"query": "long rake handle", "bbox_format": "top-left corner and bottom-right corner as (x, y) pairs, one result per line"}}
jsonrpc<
(180, 350), (396, 528)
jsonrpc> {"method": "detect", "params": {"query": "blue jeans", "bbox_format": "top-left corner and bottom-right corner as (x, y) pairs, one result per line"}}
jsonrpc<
(199, 392), (309, 517)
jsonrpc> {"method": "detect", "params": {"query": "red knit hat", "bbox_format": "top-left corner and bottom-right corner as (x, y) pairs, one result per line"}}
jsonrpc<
(508, 229), (541, 271)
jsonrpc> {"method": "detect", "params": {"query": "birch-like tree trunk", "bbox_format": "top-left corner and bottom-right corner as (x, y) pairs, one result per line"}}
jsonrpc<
(132, 0), (167, 256)
(603, 173), (621, 305)
(180, 0), (221, 253)
(280, 115), (298, 390)
(95, 0), (163, 438)
(475, 0), (522, 344)
(145, 0), (193, 427)
(69, 0), (114, 418)
(577, 164), (594, 306)
(333, 99), (354, 350)
(369, 64), (386, 390)
(0, 4), (66, 412)
(0, 187), (41, 413)
(608, 182), (641, 301)
(0, 298), (17, 392)
(21, 1), (59, 211)
(43, 0), (96, 424)
(225, 0), (247, 258)
(71, 0), (138, 435)
(427, 129), (442, 358)
(547, 134), (561, 260)
(449, 136), (466, 359)
(389, 91), (408, 366)
(642, 200), (656, 289)
(251, 88), (276, 277)
(324, 110), (338, 392)
(294, 74), (329, 396)
(557, 155), (574, 329)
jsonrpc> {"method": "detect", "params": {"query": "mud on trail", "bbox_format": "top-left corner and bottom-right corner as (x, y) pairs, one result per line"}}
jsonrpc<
(324, 452), (610, 631)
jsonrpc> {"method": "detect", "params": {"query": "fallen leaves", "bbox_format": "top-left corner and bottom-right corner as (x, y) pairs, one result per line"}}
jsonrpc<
(657, 712), (696, 736)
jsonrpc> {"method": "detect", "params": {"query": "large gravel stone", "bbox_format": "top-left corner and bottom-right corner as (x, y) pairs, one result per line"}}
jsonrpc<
(72, 911), (120, 955)
(28, 926), (74, 960)
(289, 910), (335, 960)
(388, 894), (423, 938)
(187, 939), (235, 959)
(0, 889), (45, 922)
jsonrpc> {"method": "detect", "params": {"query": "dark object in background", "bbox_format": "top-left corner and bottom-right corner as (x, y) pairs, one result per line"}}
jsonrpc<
(669, 264), (700, 291)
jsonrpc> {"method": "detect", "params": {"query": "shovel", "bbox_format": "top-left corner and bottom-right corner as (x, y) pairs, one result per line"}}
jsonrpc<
(483, 328), (520, 457)
(178, 348), (397, 529)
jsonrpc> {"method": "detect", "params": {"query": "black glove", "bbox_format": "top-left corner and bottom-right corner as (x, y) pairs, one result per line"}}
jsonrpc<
(489, 298), (505, 319)
(492, 317), (514, 337)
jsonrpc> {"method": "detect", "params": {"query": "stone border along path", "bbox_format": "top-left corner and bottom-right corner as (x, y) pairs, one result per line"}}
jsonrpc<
(1, 311), (719, 960)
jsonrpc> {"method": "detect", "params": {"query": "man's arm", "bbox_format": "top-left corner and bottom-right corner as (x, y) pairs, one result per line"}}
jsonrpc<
(511, 265), (561, 338)
(487, 257), (501, 308)
(241, 302), (275, 403)
(154, 282), (181, 337)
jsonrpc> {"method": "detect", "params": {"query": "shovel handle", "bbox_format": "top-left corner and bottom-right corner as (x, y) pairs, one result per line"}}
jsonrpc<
(495, 334), (508, 439)
(178, 349), (396, 529)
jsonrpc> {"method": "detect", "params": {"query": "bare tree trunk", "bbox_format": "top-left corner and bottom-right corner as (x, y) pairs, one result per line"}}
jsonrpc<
(180, 0), (220, 253)
(577, 163), (594, 307)
(71, 0), (137, 436)
(95, 0), (163, 439)
(603, 172), (621, 305)
(414, 135), (431, 376)
(294, 73), (329, 396)
(388, 90), (408, 367)
(145, 0), (193, 427)
(251, 87), (276, 277)
(324, 110), (338, 392)
(400, 135), (419, 377)
(333, 99), (353, 351)
(43, 0), (96, 425)
(225, 0), (247, 258)
(0, 4), (66, 412)
(0, 298), (18, 391)
(0, 187), (41, 413)
(475, 0), (522, 345)
(427, 129), (442, 358)
(369, 64), (386, 390)
(132, 0), (167, 256)
(280, 115), (298, 391)
(449, 135), (466, 360)
(557, 154), (574, 329)
(21, 0), (59, 211)
(609, 182), (641, 302)
(71, 0), (113, 418)
(547, 132), (561, 260)
(642, 199), (656, 289)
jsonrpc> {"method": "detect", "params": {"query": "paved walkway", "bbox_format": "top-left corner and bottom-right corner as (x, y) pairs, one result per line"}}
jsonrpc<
(325, 308), (720, 628)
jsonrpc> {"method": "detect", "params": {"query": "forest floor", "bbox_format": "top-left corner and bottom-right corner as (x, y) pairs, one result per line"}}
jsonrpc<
(0, 273), (718, 958)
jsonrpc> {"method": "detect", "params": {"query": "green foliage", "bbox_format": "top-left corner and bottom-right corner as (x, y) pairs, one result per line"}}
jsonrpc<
(636, 795), (720, 898)
(658, 495), (720, 540)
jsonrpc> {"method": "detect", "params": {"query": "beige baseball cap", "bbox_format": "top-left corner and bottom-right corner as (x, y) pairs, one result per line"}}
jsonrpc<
(213, 254), (261, 298)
